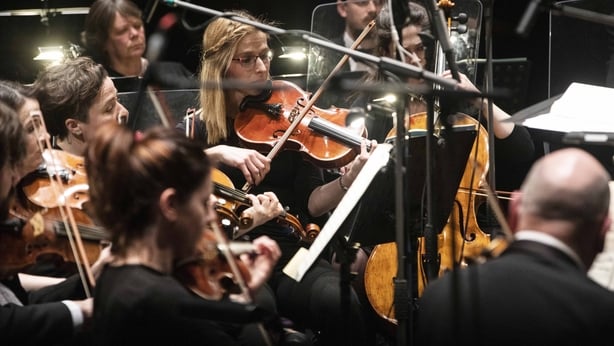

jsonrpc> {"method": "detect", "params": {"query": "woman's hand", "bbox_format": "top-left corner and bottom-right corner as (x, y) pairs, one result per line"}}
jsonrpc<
(240, 235), (281, 293)
(240, 192), (285, 230)
(339, 139), (379, 187)
(91, 244), (114, 280)
(205, 145), (270, 185)
(308, 138), (378, 217)
(442, 70), (515, 138)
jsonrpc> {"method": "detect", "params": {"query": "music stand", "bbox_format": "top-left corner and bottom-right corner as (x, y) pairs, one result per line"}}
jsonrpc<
(118, 89), (199, 131)
(340, 123), (478, 247)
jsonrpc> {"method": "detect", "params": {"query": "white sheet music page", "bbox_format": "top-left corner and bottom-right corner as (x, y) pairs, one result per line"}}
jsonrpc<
(522, 82), (614, 133)
(282, 143), (393, 282)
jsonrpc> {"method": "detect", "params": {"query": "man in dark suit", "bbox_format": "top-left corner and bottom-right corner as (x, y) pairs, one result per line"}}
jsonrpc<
(415, 147), (614, 346)
(0, 101), (92, 345)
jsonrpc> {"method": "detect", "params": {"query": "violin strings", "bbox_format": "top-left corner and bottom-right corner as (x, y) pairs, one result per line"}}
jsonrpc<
(54, 221), (108, 241)
(214, 182), (250, 204)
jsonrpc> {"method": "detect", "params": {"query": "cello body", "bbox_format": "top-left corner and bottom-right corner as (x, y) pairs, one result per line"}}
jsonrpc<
(363, 112), (491, 324)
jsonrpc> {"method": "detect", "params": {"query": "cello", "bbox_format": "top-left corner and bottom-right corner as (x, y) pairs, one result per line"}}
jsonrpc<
(362, 0), (492, 325)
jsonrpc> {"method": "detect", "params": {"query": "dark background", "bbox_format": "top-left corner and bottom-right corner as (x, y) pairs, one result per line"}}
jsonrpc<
(0, 0), (612, 114)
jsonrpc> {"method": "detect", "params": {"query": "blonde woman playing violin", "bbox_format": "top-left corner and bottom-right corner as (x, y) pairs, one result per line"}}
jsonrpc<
(177, 10), (378, 346)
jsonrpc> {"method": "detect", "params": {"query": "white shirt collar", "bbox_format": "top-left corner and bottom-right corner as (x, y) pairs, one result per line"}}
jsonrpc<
(514, 230), (585, 271)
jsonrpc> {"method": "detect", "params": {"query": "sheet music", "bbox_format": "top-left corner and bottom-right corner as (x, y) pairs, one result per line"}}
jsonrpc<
(522, 82), (614, 133)
(283, 143), (393, 282)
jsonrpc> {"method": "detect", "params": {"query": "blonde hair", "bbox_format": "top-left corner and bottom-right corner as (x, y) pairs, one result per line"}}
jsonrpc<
(199, 11), (268, 145)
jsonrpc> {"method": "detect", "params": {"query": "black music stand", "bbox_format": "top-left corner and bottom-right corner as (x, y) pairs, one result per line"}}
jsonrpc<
(339, 123), (478, 247)
(118, 89), (199, 131)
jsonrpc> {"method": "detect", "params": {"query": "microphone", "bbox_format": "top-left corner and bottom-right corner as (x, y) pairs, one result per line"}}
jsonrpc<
(145, 12), (178, 63)
(516, 0), (547, 38)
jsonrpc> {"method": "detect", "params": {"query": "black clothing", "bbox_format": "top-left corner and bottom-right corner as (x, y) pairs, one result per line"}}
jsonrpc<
(93, 264), (274, 346)
(1, 300), (74, 345)
(1, 274), (86, 346)
(177, 119), (371, 346)
(415, 240), (614, 346)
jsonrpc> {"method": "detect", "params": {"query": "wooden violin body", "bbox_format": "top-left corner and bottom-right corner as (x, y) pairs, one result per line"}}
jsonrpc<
(1, 203), (108, 279)
(174, 229), (253, 300)
(21, 149), (89, 210)
(211, 168), (320, 242)
(6, 149), (109, 279)
(235, 79), (367, 169)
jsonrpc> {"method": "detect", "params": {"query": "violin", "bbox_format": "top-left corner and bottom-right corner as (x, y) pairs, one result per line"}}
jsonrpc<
(212, 168), (320, 242)
(174, 222), (275, 345)
(174, 228), (254, 300)
(20, 149), (89, 210)
(235, 79), (368, 169)
(0, 206), (109, 279)
(16, 111), (99, 295)
(234, 21), (375, 175)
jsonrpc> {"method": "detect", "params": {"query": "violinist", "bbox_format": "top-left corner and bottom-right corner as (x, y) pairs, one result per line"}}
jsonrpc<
(0, 101), (95, 345)
(415, 148), (614, 346)
(32, 56), (129, 157)
(85, 121), (292, 345)
(178, 10), (377, 346)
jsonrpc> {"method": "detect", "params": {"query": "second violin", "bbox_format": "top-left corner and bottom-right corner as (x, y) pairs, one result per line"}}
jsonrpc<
(212, 168), (320, 243)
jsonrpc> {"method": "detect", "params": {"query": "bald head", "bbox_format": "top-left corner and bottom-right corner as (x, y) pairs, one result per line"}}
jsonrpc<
(517, 148), (611, 268)
(521, 148), (610, 224)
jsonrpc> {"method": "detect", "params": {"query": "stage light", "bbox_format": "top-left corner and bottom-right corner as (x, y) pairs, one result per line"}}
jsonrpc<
(278, 46), (308, 61)
(372, 94), (398, 104)
(33, 46), (65, 63)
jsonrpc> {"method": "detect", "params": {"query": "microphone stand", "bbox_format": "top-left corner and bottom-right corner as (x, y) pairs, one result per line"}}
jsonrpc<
(419, 0), (464, 296)
(482, 0), (497, 231)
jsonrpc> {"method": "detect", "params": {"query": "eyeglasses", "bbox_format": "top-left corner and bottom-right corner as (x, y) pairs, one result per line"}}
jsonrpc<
(231, 50), (274, 69)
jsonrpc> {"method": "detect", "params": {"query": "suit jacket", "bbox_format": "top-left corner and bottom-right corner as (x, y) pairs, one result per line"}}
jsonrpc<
(1, 297), (74, 346)
(415, 240), (614, 346)
(1, 274), (85, 345)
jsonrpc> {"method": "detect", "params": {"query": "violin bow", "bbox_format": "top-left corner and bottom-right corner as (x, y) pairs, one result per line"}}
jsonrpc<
(209, 221), (273, 346)
(31, 113), (96, 297)
(241, 20), (376, 192)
